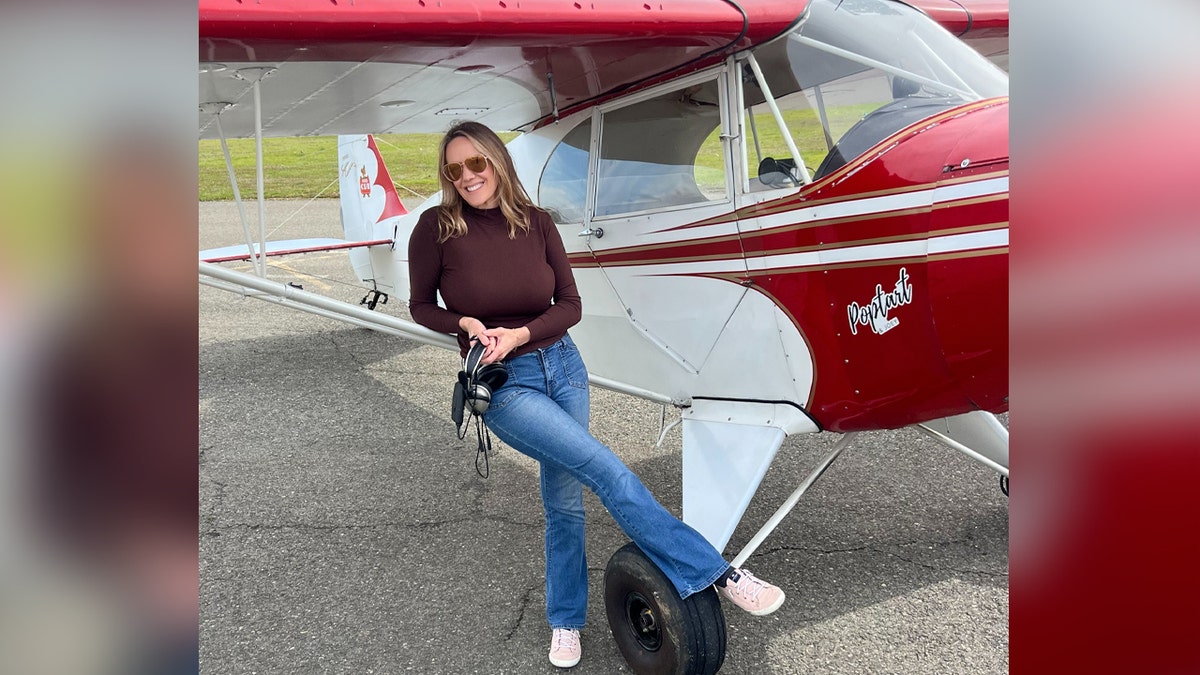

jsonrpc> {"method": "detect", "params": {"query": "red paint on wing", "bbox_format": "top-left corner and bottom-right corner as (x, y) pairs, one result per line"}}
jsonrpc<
(902, 0), (1009, 38)
(199, 0), (806, 121)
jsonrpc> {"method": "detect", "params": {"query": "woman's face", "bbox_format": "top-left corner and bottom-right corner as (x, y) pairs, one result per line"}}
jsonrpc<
(445, 136), (500, 210)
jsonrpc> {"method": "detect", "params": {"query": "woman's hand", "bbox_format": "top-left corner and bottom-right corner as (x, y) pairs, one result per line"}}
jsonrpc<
(458, 317), (494, 350)
(479, 326), (531, 364)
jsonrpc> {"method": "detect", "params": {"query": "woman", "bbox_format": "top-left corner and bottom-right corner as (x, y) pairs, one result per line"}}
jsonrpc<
(408, 121), (784, 669)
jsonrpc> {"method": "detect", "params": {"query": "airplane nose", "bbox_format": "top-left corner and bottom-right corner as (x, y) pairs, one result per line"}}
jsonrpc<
(927, 99), (1009, 414)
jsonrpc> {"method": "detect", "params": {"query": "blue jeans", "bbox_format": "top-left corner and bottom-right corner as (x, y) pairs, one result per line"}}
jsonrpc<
(482, 334), (730, 630)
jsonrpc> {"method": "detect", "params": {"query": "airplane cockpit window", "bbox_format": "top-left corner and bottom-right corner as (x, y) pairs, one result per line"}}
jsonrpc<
(594, 80), (726, 218)
(741, 80), (827, 193)
(740, 0), (1008, 189)
(539, 118), (592, 224)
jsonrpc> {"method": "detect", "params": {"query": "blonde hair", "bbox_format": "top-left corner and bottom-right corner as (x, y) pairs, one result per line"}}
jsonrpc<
(435, 121), (535, 243)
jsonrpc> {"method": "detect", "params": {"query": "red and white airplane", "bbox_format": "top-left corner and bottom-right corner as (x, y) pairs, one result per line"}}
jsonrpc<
(199, 0), (1008, 670)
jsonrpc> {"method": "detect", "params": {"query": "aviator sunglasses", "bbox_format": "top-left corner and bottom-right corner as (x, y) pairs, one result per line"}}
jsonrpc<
(442, 154), (491, 182)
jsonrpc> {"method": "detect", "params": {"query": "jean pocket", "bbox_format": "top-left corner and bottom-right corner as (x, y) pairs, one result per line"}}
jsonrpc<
(559, 338), (589, 389)
(484, 382), (522, 415)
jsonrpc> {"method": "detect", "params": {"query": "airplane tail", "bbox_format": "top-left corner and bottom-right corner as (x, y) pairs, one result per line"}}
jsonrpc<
(337, 134), (409, 296)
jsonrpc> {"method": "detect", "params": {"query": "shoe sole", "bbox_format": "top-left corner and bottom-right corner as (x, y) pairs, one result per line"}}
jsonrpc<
(549, 654), (581, 668)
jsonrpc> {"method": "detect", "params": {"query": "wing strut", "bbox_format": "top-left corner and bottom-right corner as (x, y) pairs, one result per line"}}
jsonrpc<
(201, 101), (263, 276)
(729, 432), (856, 568)
(238, 67), (276, 278)
(914, 411), (1009, 476)
(199, 261), (457, 351)
(199, 261), (680, 406)
(745, 53), (812, 185)
(202, 67), (277, 277)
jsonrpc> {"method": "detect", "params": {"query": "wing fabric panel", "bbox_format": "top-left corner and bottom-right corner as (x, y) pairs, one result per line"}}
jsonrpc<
(199, 0), (807, 136)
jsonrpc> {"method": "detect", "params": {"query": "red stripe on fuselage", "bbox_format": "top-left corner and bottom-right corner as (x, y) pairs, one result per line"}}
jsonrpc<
(659, 99), (1008, 233)
(568, 191), (1005, 270)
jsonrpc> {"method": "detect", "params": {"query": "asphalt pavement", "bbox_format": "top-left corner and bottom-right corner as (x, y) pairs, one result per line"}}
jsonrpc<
(199, 199), (1009, 674)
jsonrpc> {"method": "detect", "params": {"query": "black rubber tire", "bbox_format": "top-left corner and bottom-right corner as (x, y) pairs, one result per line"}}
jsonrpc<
(603, 542), (727, 675)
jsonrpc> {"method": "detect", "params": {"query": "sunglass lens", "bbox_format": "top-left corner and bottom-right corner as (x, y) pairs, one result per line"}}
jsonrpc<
(444, 156), (487, 182)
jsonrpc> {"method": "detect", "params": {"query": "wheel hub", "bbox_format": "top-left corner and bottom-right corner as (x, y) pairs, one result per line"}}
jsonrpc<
(624, 591), (662, 651)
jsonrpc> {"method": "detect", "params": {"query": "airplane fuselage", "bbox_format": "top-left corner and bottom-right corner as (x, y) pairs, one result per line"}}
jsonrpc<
(508, 98), (1009, 433)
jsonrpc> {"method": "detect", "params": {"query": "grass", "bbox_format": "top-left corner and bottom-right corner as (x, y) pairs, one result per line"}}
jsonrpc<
(198, 132), (516, 202)
(198, 105), (878, 201)
(695, 103), (880, 177)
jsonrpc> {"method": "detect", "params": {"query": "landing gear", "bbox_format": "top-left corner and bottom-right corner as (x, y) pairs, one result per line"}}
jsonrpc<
(1000, 474), (1009, 497)
(604, 542), (726, 675)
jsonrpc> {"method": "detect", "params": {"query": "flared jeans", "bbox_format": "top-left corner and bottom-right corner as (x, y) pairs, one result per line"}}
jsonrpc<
(482, 334), (729, 630)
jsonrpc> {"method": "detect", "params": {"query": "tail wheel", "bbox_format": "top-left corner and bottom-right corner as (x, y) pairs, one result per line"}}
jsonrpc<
(603, 542), (726, 675)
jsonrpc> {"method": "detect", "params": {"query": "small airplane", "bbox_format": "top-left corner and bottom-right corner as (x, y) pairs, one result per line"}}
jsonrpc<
(199, 0), (1008, 671)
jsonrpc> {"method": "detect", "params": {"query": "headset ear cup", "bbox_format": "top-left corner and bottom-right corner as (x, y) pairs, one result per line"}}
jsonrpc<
(476, 363), (508, 392)
(467, 384), (492, 414)
(467, 364), (507, 414)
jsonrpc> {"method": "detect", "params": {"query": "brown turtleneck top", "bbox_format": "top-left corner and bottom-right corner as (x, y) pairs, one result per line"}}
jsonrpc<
(407, 204), (582, 358)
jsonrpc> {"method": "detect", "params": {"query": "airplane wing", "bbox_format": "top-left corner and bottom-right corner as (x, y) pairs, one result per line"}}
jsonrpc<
(200, 0), (1007, 141)
(199, 238), (393, 264)
(904, 0), (1008, 36)
(903, 0), (1009, 67)
(199, 0), (808, 138)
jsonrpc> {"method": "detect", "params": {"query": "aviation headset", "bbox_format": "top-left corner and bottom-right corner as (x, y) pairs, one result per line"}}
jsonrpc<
(451, 339), (508, 477)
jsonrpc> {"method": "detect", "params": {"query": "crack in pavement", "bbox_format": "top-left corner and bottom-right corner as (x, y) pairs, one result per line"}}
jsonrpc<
(879, 547), (1009, 579)
(753, 540), (1008, 579)
(503, 583), (541, 641)
(208, 514), (541, 534)
(327, 332), (371, 372)
(753, 535), (1008, 578)
(202, 478), (229, 529)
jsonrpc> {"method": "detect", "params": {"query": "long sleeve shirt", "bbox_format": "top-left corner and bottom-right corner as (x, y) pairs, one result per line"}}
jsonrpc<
(407, 204), (582, 358)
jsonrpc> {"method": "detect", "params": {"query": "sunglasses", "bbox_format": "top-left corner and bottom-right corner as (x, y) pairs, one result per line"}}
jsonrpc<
(442, 154), (491, 182)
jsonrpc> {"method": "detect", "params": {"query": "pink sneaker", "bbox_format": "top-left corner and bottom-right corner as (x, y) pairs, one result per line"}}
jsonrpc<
(716, 568), (786, 616)
(549, 628), (581, 668)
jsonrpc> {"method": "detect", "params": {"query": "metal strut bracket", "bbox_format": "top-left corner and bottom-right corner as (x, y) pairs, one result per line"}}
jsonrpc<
(361, 290), (389, 311)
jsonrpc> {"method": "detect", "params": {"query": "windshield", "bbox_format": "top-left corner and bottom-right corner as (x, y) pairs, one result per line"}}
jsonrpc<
(738, 0), (1007, 187)
(791, 0), (1007, 101)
